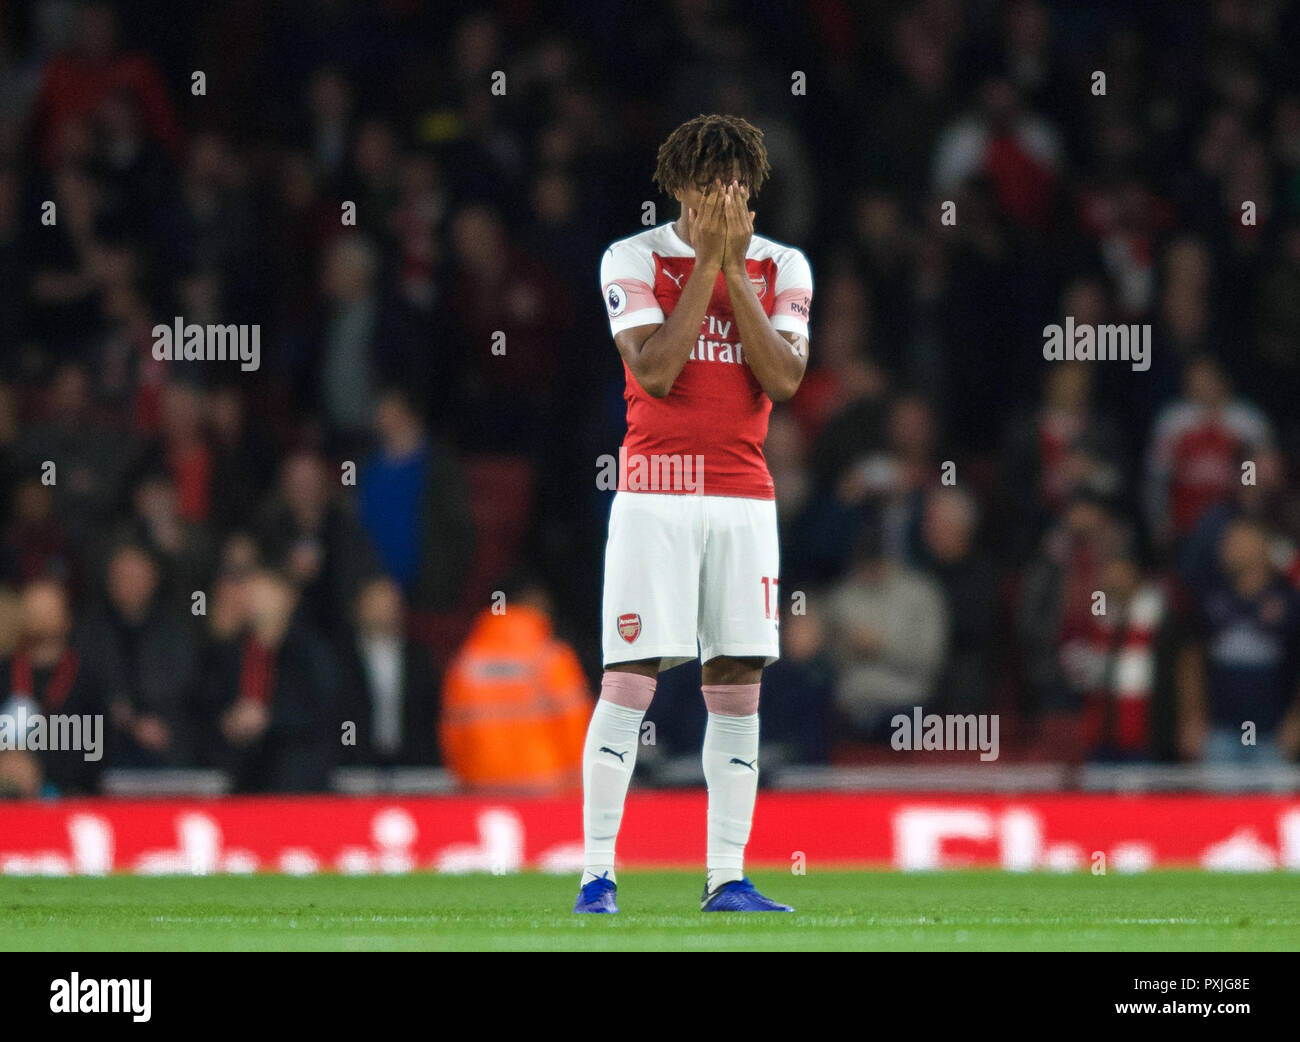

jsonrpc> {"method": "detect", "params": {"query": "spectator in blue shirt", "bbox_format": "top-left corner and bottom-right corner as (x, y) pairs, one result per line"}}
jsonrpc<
(358, 387), (475, 612)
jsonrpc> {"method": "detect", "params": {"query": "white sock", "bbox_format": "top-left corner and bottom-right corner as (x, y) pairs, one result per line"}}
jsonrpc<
(703, 711), (759, 891)
(581, 699), (645, 886)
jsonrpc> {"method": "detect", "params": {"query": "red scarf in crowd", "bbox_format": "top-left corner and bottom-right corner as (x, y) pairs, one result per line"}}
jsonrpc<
(10, 648), (81, 712)
(238, 635), (278, 705)
(1079, 587), (1163, 753)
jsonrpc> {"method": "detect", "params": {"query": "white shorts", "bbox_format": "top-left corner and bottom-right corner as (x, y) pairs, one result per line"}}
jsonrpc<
(601, 491), (781, 668)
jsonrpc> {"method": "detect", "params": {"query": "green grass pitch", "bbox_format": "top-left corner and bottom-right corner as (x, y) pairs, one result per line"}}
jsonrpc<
(2, 870), (1297, 951)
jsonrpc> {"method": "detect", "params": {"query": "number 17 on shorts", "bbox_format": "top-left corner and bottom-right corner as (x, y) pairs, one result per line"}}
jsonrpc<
(601, 491), (781, 669)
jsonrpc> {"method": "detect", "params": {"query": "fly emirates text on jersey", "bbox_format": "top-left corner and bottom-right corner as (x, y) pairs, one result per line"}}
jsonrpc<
(691, 315), (745, 364)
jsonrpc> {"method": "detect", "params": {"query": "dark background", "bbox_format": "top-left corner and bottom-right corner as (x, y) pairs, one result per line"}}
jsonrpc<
(3, 0), (1300, 791)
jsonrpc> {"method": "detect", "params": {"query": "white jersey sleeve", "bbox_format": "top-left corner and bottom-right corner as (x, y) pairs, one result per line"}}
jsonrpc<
(770, 247), (813, 340)
(600, 239), (665, 335)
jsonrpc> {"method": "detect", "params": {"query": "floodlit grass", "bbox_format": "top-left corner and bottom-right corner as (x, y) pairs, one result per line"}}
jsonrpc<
(2, 870), (1297, 951)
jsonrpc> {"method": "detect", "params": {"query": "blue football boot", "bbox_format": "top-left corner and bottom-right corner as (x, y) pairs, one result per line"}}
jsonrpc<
(701, 876), (794, 912)
(573, 873), (619, 913)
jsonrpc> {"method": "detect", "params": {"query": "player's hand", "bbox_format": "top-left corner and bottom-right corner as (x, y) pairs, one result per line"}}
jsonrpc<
(723, 181), (754, 275)
(688, 179), (727, 272)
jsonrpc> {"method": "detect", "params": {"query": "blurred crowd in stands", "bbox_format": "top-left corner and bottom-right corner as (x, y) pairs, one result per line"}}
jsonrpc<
(2, 0), (1300, 796)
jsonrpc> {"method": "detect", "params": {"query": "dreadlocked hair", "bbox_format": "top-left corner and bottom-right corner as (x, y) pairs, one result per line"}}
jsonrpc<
(653, 114), (771, 199)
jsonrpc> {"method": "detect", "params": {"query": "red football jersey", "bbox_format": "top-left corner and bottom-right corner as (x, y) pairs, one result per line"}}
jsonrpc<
(600, 222), (813, 499)
(1146, 400), (1273, 535)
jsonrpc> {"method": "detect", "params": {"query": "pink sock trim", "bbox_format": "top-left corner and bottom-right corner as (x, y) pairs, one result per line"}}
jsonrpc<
(600, 671), (657, 711)
(702, 683), (760, 716)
